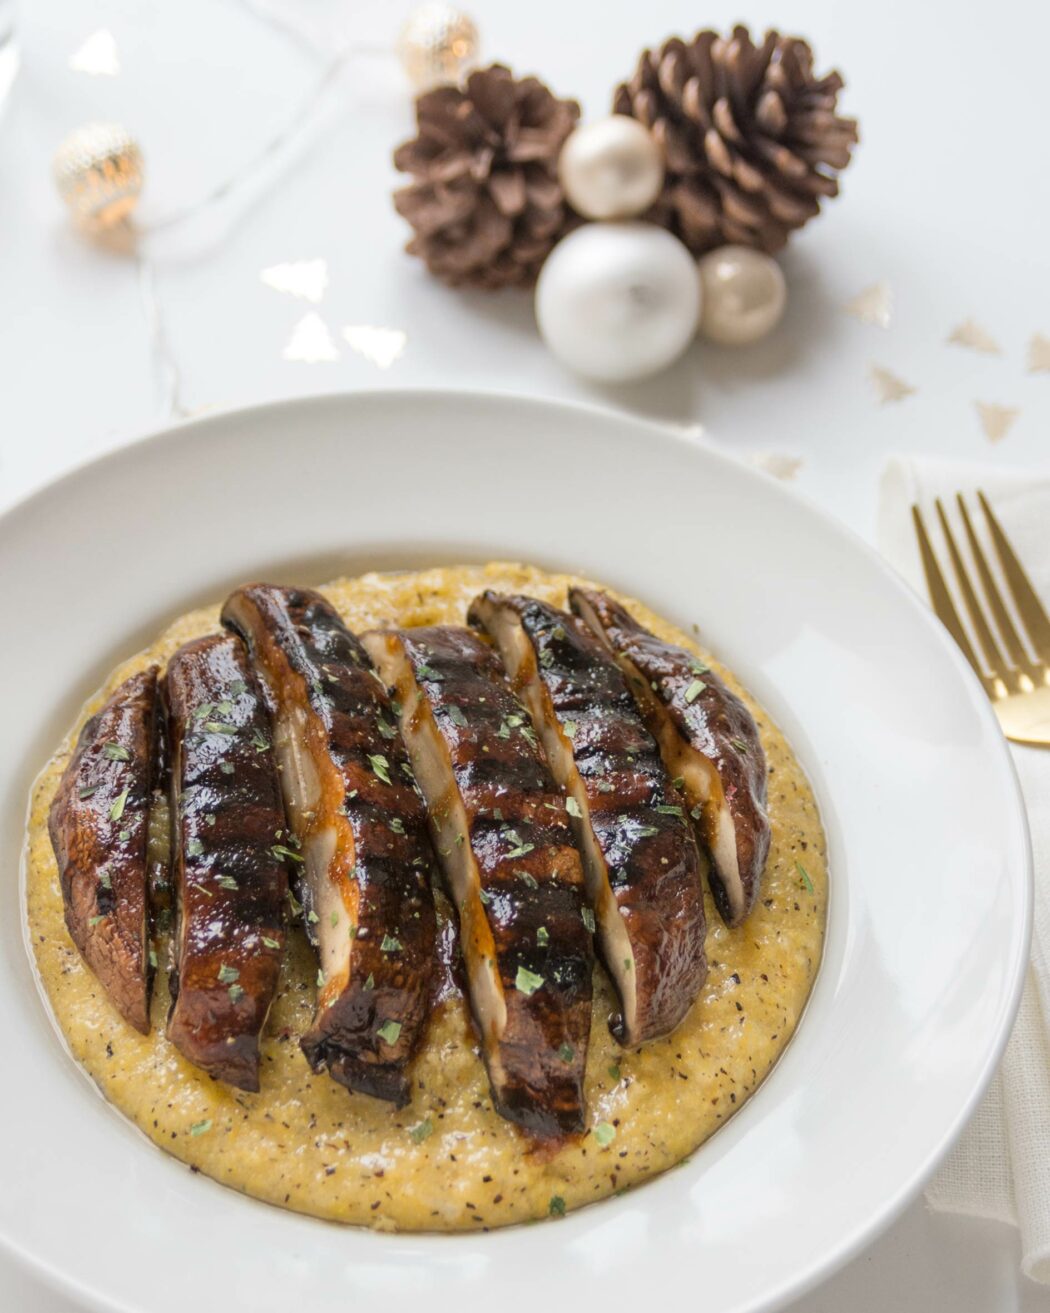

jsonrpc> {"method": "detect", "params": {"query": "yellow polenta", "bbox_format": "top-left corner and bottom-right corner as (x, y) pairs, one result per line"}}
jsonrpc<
(24, 564), (827, 1232)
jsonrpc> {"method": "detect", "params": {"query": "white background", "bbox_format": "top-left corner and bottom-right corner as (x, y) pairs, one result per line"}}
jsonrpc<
(2, 0), (1049, 1307)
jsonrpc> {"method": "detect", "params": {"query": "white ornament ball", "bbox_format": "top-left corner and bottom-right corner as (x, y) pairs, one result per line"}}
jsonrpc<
(53, 122), (143, 232)
(557, 115), (665, 221)
(697, 245), (787, 345)
(536, 222), (701, 383)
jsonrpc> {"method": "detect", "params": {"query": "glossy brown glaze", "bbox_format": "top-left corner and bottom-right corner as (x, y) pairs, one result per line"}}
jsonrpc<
(570, 588), (770, 926)
(222, 585), (436, 1107)
(363, 624), (592, 1137)
(470, 592), (708, 1045)
(165, 635), (288, 1091)
(47, 669), (159, 1033)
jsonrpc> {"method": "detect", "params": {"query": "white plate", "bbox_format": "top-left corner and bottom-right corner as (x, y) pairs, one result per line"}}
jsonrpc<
(0, 392), (1030, 1313)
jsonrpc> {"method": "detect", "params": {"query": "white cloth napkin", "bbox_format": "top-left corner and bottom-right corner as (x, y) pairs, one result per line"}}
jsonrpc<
(879, 456), (1050, 1282)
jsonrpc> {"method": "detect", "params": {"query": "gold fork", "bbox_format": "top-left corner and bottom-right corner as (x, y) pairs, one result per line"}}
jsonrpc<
(912, 490), (1050, 747)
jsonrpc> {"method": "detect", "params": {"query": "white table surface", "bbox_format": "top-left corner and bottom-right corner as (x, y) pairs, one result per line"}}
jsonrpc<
(2, 0), (1048, 1308)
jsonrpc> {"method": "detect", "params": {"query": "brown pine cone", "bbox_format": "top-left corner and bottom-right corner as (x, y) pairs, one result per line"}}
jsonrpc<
(613, 26), (858, 255)
(393, 64), (580, 290)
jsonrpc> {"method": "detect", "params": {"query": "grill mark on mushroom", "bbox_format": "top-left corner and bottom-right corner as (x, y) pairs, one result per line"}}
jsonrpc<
(165, 635), (288, 1091)
(362, 624), (592, 1137)
(570, 588), (770, 926)
(470, 592), (708, 1045)
(48, 668), (159, 1034)
(222, 585), (436, 1107)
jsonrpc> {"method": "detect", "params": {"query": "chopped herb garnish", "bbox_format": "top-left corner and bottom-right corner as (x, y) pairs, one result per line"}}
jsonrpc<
(307, 910), (319, 925)
(539, 648), (555, 668)
(217, 875), (238, 891)
(216, 700), (234, 717)
(731, 737), (749, 753)
(330, 911), (340, 927)
(558, 1043), (574, 1064)
(376, 715), (397, 739)
(203, 721), (238, 736)
(448, 705), (468, 727)
(497, 721), (511, 740)
(192, 704), (214, 722)
(98, 869), (112, 890)
(608, 1063), (622, 1081)
(596, 779), (615, 793)
(517, 870), (538, 890)
(551, 625), (566, 641)
(635, 824), (658, 838)
(684, 679), (706, 703)
(102, 742), (131, 762)
(88, 914), (105, 927)
(364, 972), (375, 991)
(565, 797), (583, 819)
(478, 889), (492, 906)
(376, 1019), (402, 1045)
(109, 788), (129, 822)
(409, 1117), (433, 1143)
(581, 907), (595, 933)
(506, 841), (535, 859)
(317, 969), (325, 987)
(219, 761), (235, 775)
(672, 776), (685, 789)
(251, 729), (270, 753)
(186, 837), (204, 858)
(796, 860), (814, 894)
(189, 1119), (212, 1137)
(623, 957), (633, 972)
(515, 966), (544, 995)
(381, 934), (402, 953)
(368, 753), (392, 785)
(229, 680), (247, 697)
(537, 926), (550, 946)
(286, 888), (303, 918)
(78, 783), (99, 800)
(690, 659), (710, 676)
(217, 964), (240, 984)
(506, 713), (524, 728)
(656, 804), (684, 816)
(118, 829), (130, 842)
(389, 817), (405, 835)
(548, 1195), (566, 1217)
(690, 805), (703, 821)
(563, 720), (577, 738)
(519, 724), (538, 747)
(149, 948), (158, 969)
(593, 1122), (616, 1147)
(261, 936), (280, 950)
(272, 844), (305, 863)
(228, 984), (244, 1003)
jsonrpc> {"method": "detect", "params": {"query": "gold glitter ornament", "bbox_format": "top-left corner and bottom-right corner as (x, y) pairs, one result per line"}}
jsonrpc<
(53, 122), (143, 232)
(397, 3), (478, 91)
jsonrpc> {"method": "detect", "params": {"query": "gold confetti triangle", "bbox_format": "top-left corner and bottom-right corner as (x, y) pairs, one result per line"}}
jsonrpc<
(261, 260), (328, 305)
(342, 325), (407, 369)
(69, 29), (120, 76)
(844, 282), (892, 328)
(283, 313), (339, 363)
(948, 319), (1001, 355)
(1028, 333), (1050, 373)
(975, 401), (1019, 443)
(746, 452), (802, 481)
(869, 365), (916, 404)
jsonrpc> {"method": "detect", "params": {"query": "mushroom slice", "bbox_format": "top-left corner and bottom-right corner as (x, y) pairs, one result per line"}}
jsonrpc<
(470, 593), (707, 1045)
(222, 585), (435, 1107)
(363, 624), (592, 1137)
(48, 667), (160, 1034)
(165, 635), (288, 1091)
(570, 588), (770, 927)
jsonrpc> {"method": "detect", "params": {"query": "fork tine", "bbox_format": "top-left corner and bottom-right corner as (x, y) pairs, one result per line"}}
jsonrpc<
(934, 499), (1005, 677)
(912, 504), (984, 680)
(978, 490), (1050, 663)
(956, 494), (1030, 671)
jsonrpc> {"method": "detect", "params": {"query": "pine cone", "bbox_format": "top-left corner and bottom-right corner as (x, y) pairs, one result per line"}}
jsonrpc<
(613, 26), (858, 255)
(393, 64), (580, 290)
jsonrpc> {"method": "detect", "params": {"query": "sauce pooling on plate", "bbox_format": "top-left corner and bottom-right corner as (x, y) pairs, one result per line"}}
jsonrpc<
(24, 563), (828, 1232)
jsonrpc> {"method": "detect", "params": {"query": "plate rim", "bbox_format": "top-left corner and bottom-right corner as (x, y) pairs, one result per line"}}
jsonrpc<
(1, 387), (1034, 1313)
